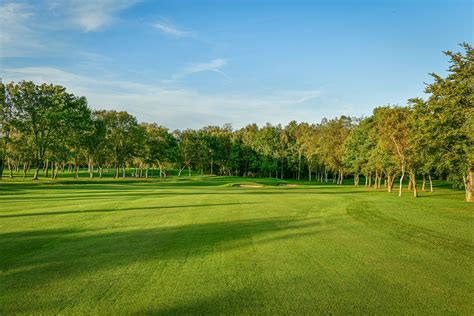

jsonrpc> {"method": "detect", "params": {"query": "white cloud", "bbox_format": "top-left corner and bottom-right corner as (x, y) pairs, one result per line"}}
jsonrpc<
(172, 58), (229, 80)
(0, 2), (41, 57)
(0, 0), (138, 58)
(54, 0), (139, 32)
(152, 21), (192, 38)
(1, 66), (325, 129)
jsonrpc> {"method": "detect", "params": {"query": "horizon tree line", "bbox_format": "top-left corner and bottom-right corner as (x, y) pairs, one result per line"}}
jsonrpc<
(0, 44), (472, 201)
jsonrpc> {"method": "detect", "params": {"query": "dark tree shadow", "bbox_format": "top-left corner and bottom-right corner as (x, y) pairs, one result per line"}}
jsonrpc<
(346, 204), (473, 255)
(0, 202), (260, 218)
(133, 287), (266, 315)
(1, 217), (326, 295)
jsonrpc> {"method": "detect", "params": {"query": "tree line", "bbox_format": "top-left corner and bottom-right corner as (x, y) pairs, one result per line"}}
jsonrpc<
(0, 44), (472, 201)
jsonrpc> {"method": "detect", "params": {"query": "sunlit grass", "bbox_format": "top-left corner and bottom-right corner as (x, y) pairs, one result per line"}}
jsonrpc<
(1, 176), (473, 314)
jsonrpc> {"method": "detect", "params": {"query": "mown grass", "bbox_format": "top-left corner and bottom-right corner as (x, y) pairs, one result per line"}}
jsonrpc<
(0, 175), (473, 314)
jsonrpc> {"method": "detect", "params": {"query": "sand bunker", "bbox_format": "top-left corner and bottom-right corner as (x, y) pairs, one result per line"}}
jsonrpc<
(232, 184), (264, 188)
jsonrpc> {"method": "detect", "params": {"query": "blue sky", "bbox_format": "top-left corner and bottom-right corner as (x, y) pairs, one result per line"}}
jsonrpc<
(0, 0), (472, 129)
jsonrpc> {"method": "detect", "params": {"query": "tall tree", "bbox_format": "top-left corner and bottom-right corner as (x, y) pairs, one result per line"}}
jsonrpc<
(96, 110), (142, 179)
(423, 43), (474, 201)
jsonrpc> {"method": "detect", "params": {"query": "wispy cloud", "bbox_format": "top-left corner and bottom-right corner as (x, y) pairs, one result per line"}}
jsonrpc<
(172, 59), (229, 80)
(45, 0), (138, 32)
(152, 21), (192, 38)
(0, 2), (41, 57)
(1, 66), (325, 129)
(0, 0), (138, 58)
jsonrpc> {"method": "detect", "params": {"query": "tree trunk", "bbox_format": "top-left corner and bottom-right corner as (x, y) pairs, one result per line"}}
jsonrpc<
(122, 165), (126, 178)
(54, 162), (59, 179)
(398, 165), (405, 197)
(411, 172), (418, 198)
(297, 152), (302, 181)
(464, 170), (473, 202)
(23, 162), (28, 178)
(188, 166), (191, 176)
(280, 158), (284, 180)
(44, 159), (49, 177)
(387, 175), (392, 193)
(421, 174), (426, 192)
(429, 173), (433, 192)
(33, 165), (40, 180)
(0, 159), (4, 180)
(99, 166), (103, 179)
(308, 166), (311, 182)
(7, 157), (13, 178)
(89, 158), (93, 178)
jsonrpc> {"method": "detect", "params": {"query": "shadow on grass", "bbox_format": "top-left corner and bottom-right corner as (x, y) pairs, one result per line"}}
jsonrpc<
(0, 187), (369, 204)
(0, 217), (327, 297)
(135, 288), (265, 315)
(0, 202), (260, 218)
(346, 203), (473, 255)
(416, 192), (464, 198)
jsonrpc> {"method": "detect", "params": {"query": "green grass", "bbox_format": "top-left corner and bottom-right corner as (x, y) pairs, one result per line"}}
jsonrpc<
(1, 176), (473, 314)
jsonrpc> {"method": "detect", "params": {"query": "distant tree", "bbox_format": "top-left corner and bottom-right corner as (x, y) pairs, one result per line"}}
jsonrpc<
(343, 118), (372, 186)
(141, 123), (177, 177)
(373, 106), (413, 197)
(317, 116), (352, 184)
(0, 81), (13, 179)
(96, 110), (142, 178)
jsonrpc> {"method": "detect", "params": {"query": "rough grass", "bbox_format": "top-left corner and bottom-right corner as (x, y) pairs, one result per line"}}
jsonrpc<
(0, 175), (473, 315)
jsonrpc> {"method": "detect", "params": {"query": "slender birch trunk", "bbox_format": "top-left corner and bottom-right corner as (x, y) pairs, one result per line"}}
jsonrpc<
(7, 157), (13, 178)
(409, 171), (418, 197)
(429, 173), (433, 192)
(399, 165), (405, 197)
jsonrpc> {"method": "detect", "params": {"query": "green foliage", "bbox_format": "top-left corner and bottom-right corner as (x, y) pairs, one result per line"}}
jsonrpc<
(1, 44), (472, 199)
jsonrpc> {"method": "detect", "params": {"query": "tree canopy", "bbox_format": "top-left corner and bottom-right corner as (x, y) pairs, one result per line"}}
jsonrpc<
(1, 44), (472, 201)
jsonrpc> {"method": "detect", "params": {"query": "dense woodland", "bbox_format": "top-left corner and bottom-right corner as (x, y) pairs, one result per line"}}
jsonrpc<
(0, 44), (472, 201)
